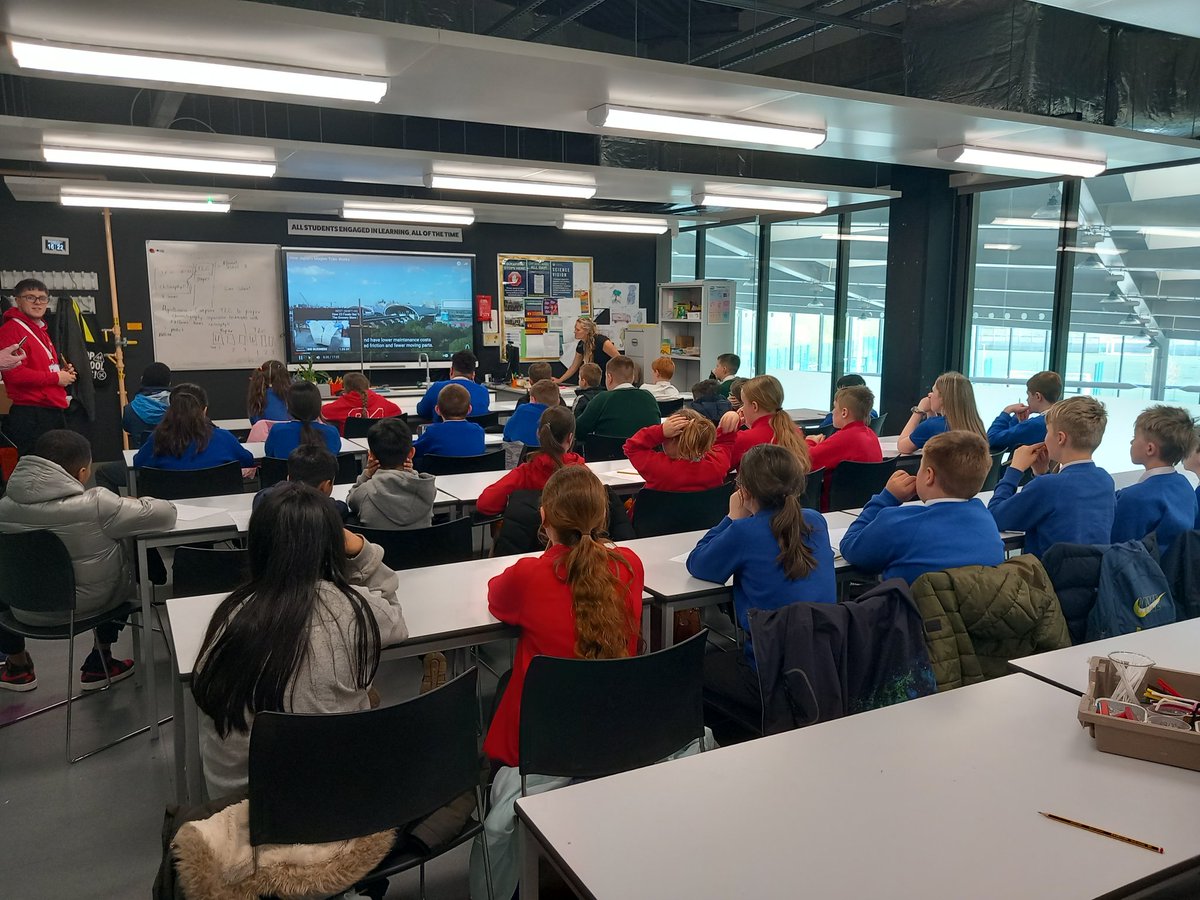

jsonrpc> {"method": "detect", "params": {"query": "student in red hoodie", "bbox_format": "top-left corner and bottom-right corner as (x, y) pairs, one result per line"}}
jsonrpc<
(476, 406), (585, 516)
(806, 384), (883, 509)
(624, 409), (731, 492)
(716, 374), (811, 474)
(321, 372), (402, 435)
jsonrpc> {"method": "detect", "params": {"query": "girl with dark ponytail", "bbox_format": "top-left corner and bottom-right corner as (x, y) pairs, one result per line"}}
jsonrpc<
(475, 406), (586, 516)
(686, 444), (835, 711)
(263, 381), (341, 458)
(321, 372), (403, 435)
(132, 383), (255, 470)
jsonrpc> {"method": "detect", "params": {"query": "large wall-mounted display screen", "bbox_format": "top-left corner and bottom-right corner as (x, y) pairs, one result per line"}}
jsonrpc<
(283, 249), (474, 365)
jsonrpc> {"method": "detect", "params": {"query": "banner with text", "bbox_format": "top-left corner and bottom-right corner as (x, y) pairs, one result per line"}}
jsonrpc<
(287, 219), (462, 243)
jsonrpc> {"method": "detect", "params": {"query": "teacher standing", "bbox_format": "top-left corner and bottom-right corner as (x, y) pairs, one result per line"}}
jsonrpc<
(0, 279), (76, 456)
(555, 317), (619, 385)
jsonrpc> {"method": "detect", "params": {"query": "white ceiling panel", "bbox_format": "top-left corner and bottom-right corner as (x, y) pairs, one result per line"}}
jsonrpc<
(1029, 0), (1200, 39)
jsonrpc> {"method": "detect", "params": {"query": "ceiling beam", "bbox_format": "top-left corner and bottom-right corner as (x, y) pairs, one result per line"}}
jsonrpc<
(485, 0), (551, 36)
(692, 0), (900, 39)
(528, 0), (613, 42)
(719, 0), (903, 70)
(147, 91), (186, 129)
(689, 16), (792, 64)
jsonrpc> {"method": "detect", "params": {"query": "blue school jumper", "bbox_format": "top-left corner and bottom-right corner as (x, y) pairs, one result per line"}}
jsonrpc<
(988, 461), (1115, 558)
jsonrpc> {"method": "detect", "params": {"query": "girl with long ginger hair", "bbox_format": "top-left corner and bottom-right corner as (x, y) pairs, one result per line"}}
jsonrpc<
(897, 370), (987, 454)
(717, 373), (812, 473)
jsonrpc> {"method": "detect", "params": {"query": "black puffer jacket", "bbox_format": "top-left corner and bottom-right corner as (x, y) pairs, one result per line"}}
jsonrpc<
(1042, 535), (1159, 644)
(1161, 529), (1200, 622)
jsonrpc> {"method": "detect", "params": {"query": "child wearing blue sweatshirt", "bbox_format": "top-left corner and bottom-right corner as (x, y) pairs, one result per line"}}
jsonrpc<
(133, 383), (254, 470)
(988, 395), (1115, 557)
(840, 431), (1004, 583)
(415, 349), (491, 421)
(1112, 405), (1198, 555)
(503, 379), (560, 447)
(263, 381), (341, 458)
(987, 370), (1060, 453)
(687, 444), (835, 720)
(413, 382), (486, 461)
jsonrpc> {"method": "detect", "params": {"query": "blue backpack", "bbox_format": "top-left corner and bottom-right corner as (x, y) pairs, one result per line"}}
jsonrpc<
(1088, 540), (1176, 640)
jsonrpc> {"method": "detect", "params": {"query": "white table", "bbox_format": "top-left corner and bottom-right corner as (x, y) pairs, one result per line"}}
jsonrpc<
(516, 674), (1200, 899)
(1009, 619), (1200, 696)
(788, 407), (829, 423)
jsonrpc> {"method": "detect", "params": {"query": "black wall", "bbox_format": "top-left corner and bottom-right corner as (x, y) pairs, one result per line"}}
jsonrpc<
(0, 195), (657, 461)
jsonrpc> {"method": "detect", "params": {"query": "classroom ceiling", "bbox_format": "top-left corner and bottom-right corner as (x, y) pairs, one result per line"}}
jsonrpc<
(1026, 0), (1200, 40)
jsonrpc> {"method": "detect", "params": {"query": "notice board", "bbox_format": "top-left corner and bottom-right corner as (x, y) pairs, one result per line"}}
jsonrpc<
(496, 254), (592, 361)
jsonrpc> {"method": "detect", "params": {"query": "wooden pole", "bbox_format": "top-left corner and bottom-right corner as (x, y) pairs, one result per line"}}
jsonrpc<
(102, 207), (130, 451)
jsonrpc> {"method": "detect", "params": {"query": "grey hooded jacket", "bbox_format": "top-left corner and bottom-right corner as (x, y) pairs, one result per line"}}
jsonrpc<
(346, 467), (437, 530)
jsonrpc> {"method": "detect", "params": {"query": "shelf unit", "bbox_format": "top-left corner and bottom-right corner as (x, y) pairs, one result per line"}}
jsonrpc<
(657, 279), (736, 390)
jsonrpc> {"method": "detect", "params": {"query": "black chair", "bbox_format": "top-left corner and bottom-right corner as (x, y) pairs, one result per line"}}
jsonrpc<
(657, 399), (685, 417)
(0, 531), (144, 762)
(819, 423), (837, 438)
(335, 453), (361, 484)
(492, 488), (636, 557)
(136, 461), (243, 500)
(248, 669), (492, 899)
(869, 412), (888, 436)
(518, 630), (707, 794)
(467, 411), (501, 429)
(894, 455), (923, 475)
(582, 434), (627, 463)
(256, 457), (288, 488)
(631, 483), (735, 538)
(173, 546), (248, 597)
(981, 451), (1006, 491)
(828, 458), (898, 511)
(417, 449), (505, 476)
(348, 519), (473, 570)
(343, 413), (407, 439)
(802, 467), (825, 510)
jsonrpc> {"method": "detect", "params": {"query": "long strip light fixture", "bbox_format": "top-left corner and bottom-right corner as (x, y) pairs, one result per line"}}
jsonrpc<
(939, 144), (1106, 177)
(44, 146), (276, 178)
(561, 215), (670, 235)
(60, 189), (230, 213)
(427, 174), (595, 199)
(590, 104), (825, 151)
(10, 38), (388, 103)
(693, 192), (827, 214)
(992, 217), (1078, 229)
(819, 233), (888, 243)
(342, 202), (474, 226)
(1140, 226), (1200, 238)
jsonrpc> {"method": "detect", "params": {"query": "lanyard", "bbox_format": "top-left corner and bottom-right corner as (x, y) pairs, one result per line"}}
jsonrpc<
(13, 317), (57, 364)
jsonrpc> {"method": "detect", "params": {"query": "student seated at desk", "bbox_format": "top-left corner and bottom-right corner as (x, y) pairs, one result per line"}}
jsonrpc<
(570, 363), (604, 420)
(897, 371), (987, 455)
(514, 362), (553, 407)
(472, 466), (643, 899)
(0, 430), (176, 691)
(133, 384), (254, 471)
(502, 378), (560, 448)
(987, 370), (1060, 453)
(478, 407), (584, 517)
(412, 384), (486, 461)
(192, 483), (406, 798)
(416, 349), (491, 421)
(1186, 427), (1200, 529)
(1111, 405), (1198, 555)
(839, 432), (1004, 583)
(710, 352), (741, 398)
(640, 356), (682, 401)
(122, 361), (171, 448)
(263, 381), (341, 458)
(321, 372), (402, 435)
(727, 376), (747, 411)
(623, 409), (730, 492)
(347, 417), (436, 530)
(246, 359), (291, 425)
(988, 396), (1115, 557)
(573, 355), (660, 442)
(688, 378), (731, 425)
(252, 444), (352, 523)
(806, 385), (883, 507)
(716, 374), (812, 473)
(686, 444), (835, 719)
(817, 374), (878, 428)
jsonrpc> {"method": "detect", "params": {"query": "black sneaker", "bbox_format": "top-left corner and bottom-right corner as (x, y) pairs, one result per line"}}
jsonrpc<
(80, 650), (135, 692)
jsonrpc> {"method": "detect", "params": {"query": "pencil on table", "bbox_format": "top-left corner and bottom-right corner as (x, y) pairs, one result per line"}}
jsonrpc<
(1038, 812), (1164, 854)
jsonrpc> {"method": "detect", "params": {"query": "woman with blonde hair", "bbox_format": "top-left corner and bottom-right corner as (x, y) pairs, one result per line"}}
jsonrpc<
(897, 370), (987, 454)
(555, 317), (620, 385)
(624, 408), (731, 491)
(717, 374), (811, 472)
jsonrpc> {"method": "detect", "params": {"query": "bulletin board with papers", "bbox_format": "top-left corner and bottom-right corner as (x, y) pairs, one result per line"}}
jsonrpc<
(496, 254), (592, 361)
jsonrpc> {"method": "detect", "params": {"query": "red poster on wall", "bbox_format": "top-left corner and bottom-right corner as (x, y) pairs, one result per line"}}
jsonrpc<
(476, 293), (493, 321)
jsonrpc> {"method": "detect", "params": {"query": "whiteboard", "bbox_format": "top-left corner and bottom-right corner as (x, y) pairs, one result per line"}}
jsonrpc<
(145, 240), (284, 370)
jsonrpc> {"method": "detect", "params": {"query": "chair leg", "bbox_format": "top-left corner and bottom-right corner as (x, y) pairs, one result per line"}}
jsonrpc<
(64, 618), (76, 765)
(476, 784), (496, 900)
(419, 862), (426, 900)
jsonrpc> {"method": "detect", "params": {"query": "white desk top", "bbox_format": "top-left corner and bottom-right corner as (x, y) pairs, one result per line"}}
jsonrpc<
(124, 437), (365, 468)
(1010, 619), (1200, 696)
(788, 407), (829, 421)
(517, 674), (1200, 900)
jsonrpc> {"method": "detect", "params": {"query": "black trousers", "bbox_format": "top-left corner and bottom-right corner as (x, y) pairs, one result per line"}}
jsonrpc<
(0, 620), (123, 655)
(4, 404), (67, 457)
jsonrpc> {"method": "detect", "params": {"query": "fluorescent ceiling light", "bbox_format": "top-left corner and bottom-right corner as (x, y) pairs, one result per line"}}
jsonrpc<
(44, 146), (275, 177)
(60, 190), (230, 212)
(992, 217), (1078, 229)
(342, 203), (474, 226)
(589, 104), (825, 151)
(819, 233), (888, 243)
(1140, 226), (1200, 238)
(427, 174), (595, 199)
(1058, 245), (1106, 254)
(10, 38), (387, 103)
(983, 243), (1021, 251)
(693, 193), (827, 214)
(939, 144), (1106, 177)
(561, 216), (670, 235)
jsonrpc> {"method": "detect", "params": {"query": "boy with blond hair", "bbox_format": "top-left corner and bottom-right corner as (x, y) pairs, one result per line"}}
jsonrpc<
(1111, 405), (1198, 553)
(840, 431), (1004, 583)
(640, 356), (682, 401)
(988, 395), (1115, 557)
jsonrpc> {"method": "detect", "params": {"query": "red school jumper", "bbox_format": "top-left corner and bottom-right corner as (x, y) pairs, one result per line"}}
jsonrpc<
(716, 414), (804, 471)
(0, 308), (68, 408)
(483, 543), (644, 767)
(806, 419), (883, 509)
(321, 390), (403, 435)
(623, 424), (731, 492)
(475, 451), (587, 517)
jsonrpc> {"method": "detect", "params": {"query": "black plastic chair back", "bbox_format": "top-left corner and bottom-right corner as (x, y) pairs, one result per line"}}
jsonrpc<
(632, 483), (734, 538)
(0, 531), (77, 614)
(417, 449), (505, 476)
(344, 414), (407, 439)
(258, 457), (288, 488)
(493, 487), (636, 557)
(583, 434), (626, 463)
(802, 468), (825, 510)
(467, 412), (501, 428)
(249, 669), (479, 847)
(348, 519), (473, 569)
(136, 461), (243, 500)
(894, 455), (923, 475)
(657, 399), (685, 417)
(174, 546), (248, 597)
(519, 631), (707, 781)
(819, 423), (837, 438)
(828, 458), (898, 511)
(869, 412), (888, 435)
(335, 453), (361, 484)
(981, 451), (1006, 491)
